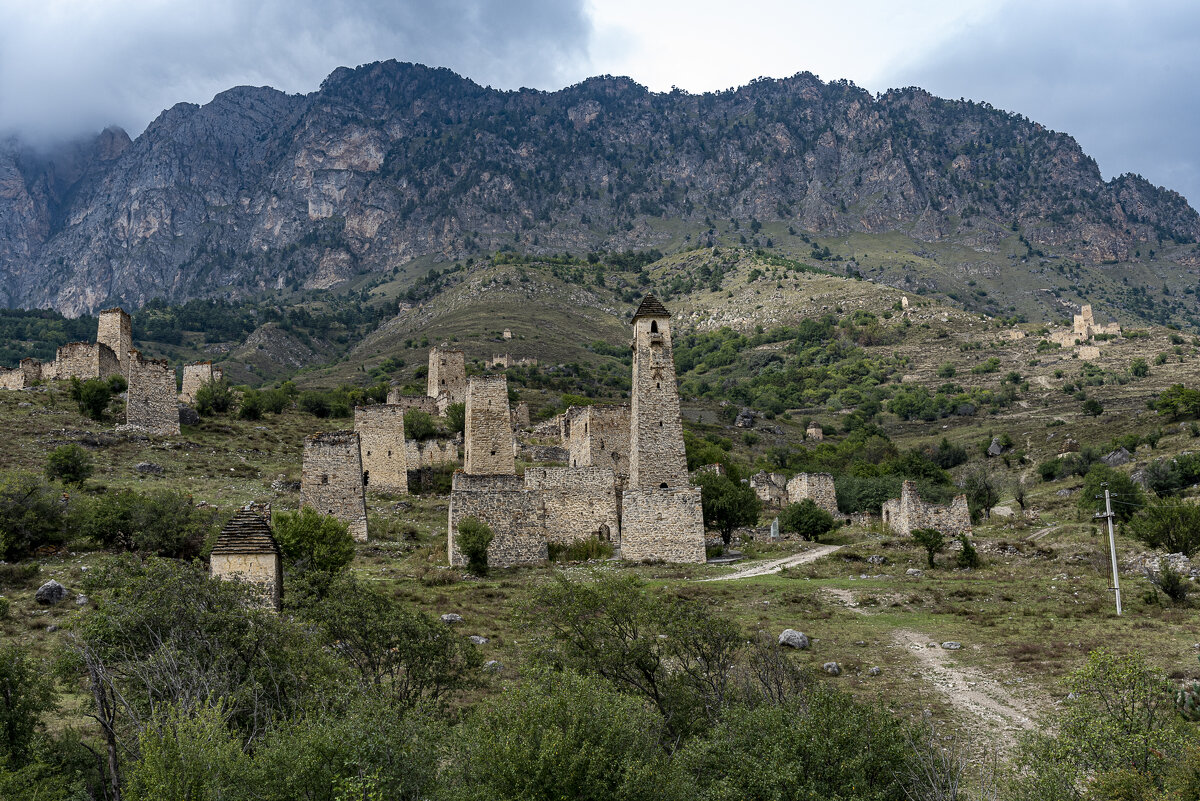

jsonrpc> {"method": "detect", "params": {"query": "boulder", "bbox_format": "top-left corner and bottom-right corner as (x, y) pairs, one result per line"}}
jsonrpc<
(35, 580), (67, 605)
(75, 594), (89, 606)
(905, 568), (923, 578)
(822, 661), (841, 676)
(941, 641), (963, 650)
(1102, 447), (1132, 467)
(867, 666), (882, 676)
(483, 660), (503, 673)
(778, 629), (809, 649)
(468, 635), (489, 645)
(135, 462), (164, 475)
(178, 405), (200, 426)
(734, 408), (756, 428)
(987, 436), (1006, 457)
(440, 613), (464, 625)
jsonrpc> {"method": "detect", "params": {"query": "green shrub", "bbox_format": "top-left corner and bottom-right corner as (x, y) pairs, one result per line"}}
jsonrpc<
(106, 373), (128, 393)
(0, 643), (57, 764)
(74, 378), (111, 420)
(1130, 358), (1150, 378)
(194, 378), (234, 416)
(0, 562), (39, 590)
(272, 508), (355, 574)
(404, 409), (437, 441)
(0, 472), (65, 560)
(298, 391), (331, 417)
(547, 538), (614, 562)
(457, 517), (493, 576)
(44, 443), (93, 486)
(1150, 564), (1190, 604)
(912, 528), (945, 568)
(1078, 464), (1144, 523)
(70, 489), (214, 558)
(956, 535), (980, 569)
(694, 468), (761, 545)
(779, 499), (835, 542)
(0, 596), (7, 620)
(1126, 497), (1200, 557)
(238, 389), (263, 420)
(446, 402), (466, 435)
(936, 362), (956, 378)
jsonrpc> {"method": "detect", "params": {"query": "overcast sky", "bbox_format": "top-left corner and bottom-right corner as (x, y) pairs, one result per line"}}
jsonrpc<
(2, 0), (1197, 204)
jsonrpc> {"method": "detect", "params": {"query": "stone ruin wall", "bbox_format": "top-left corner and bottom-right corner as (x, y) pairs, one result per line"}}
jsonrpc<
(786, 472), (840, 518)
(629, 315), (689, 489)
(210, 552), (281, 610)
(0, 358), (46, 389)
(427, 347), (467, 405)
(181, 362), (218, 403)
(750, 471), (788, 507)
(881, 480), (971, 537)
(531, 416), (562, 440)
(806, 425), (824, 441)
(463, 375), (514, 475)
(405, 439), (460, 469)
(620, 487), (706, 564)
(511, 401), (530, 430)
(354, 405), (408, 492)
(567, 405), (630, 480)
(126, 351), (180, 435)
(1078, 345), (1101, 360)
(301, 431), (369, 541)
(525, 467), (620, 546)
(384, 391), (440, 417)
(56, 342), (120, 381)
(97, 308), (132, 373)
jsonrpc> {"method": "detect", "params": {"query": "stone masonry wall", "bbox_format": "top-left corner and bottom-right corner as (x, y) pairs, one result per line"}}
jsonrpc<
(404, 438), (460, 469)
(126, 351), (180, 435)
(881, 480), (972, 537)
(427, 347), (467, 405)
(525, 466), (620, 546)
(301, 431), (369, 541)
(629, 311), (689, 489)
(354, 405), (408, 492)
(55, 342), (120, 381)
(210, 553), (281, 610)
(567, 404), (630, 480)
(464, 375), (514, 475)
(511, 401), (530, 430)
(97, 308), (132, 374)
(785, 472), (840, 518)
(385, 391), (440, 416)
(181, 362), (217, 403)
(620, 487), (706, 563)
(448, 473), (545, 567)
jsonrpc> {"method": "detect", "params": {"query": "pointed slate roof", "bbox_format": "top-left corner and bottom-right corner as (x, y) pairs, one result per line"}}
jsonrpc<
(631, 294), (670, 321)
(210, 508), (281, 556)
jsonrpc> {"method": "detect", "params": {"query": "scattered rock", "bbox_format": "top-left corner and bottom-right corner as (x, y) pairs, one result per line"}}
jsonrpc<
(1056, 488), (1076, 497)
(46, 624), (58, 633)
(1102, 447), (1132, 467)
(75, 594), (89, 606)
(867, 555), (887, 565)
(734, 408), (756, 428)
(941, 641), (963, 650)
(135, 462), (164, 475)
(468, 635), (489, 645)
(778, 629), (809, 649)
(823, 661), (842, 676)
(483, 660), (503, 673)
(178, 405), (200, 427)
(35, 580), (67, 605)
(271, 478), (301, 492)
(905, 568), (923, 578)
(440, 613), (464, 625)
(987, 436), (1006, 457)
(17, 402), (31, 408)
(867, 666), (882, 676)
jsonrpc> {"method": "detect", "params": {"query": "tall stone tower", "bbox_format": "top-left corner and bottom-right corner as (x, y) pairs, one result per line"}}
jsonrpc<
(301, 431), (369, 541)
(628, 295), (689, 489)
(97, 308), (132, 375)
(427, 347), (467, 405)
(620, 295), (706, 563)
(463, 375), (514, 475)
(354, 404), (408, 493)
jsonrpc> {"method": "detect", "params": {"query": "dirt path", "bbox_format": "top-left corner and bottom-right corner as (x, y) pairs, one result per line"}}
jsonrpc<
(891, 628), (1038, 745)
(703, 544), (843, 581)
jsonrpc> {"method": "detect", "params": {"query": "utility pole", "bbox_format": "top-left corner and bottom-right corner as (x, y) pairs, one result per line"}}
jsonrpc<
(1094, 482), (1122, 616)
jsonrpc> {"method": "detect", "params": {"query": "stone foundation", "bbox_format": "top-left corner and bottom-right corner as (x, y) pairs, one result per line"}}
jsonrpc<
(619, 487), (706, 563)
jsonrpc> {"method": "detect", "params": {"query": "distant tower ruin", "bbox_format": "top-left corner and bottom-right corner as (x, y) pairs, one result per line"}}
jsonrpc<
(126, 350), (180, 436)
(463, 375), (514, 475)
(301, 431), (369, 541)
(620, 296), (706, 563)
(181, 361), (221, 404)
(97, 308), (132, 375)
(427, 347), (467, 408)
(354, 404), (408, 493)
(210, 504), (282, 611)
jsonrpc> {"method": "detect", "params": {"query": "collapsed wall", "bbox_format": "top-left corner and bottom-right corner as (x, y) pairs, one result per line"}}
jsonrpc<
(405, 438), (460, 469)
(181, 361), (219, 403)
(750, 471), (788, 507)
(785, 472), (840, 518)
(126, 351), (180, 435)
(56, 342), (121, 381)
(301, 431), (369, 541)
(881, 480), (971, 537)
(566, 404), (630, 480)
(0, 358), (45, 390)
(354, 405), (408, 492)
(384, 390), (440, 417)
(463, 375), (514, 475)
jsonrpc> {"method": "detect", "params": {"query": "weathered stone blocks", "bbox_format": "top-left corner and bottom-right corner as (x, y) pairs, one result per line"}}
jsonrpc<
(567, 404), (630, 480)
(464, 375), (514, 475)
(181, 361), (221, 403)
(126, 350), (180, 435)
(97, 308), (132, 374)
(785, 472), (839, 518)
(354, 404), (408, 493)
(301, 431), (368, 541)
(620, 487), (706, 563)
(881, 480), (971, 538)
(210, 505), (282, 611)
(427, 347), (466, 406)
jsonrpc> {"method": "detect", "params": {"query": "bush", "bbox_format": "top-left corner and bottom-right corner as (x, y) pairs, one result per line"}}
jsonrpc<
(259, 388), (291, 414)
(547, 538), (615, 562)
(1125, 497), (1200, 557)
(44, 443), (93, 486)
(912, 528), (945, 568)
(0, 473), (65, 560)
(238, 389), (263, 420)
(1078, 464), (1144, 524)
(272, 508), (355, 574)
(956, 535), (980, 569)
(936, 362), (956, 378)
(445, 402), (466, 435)
(694, 469), (761, 545)
(106, 373), (127, 393)
(194, 378), (234, 416)
(0, 643), (57, 764)
(457, 517), (494, 576)
(1130, 358), (1150, 378)
(75, 378), (111, 420)
(298, 391), (331, 418)
(1081, 398), (1104, 416)
(779, 499), (835, 542)
(1149, 564), (1190, 604)
(404, 409), (438, 441)
(70, 489), (214, 558)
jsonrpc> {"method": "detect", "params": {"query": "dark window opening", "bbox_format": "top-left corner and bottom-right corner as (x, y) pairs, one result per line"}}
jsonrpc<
(659, 482), (669, 488)
(363, 471), (370, 486)
(650, 320), (658, 333)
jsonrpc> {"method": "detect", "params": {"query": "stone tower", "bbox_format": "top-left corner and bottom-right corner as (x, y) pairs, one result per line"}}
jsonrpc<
(628, 295), (689, 489)
(97, 308), (132, 375)
(301, 431), (369, 541)
(463, 375), (514, 475)
(354, 404), (408, 492)
(210, 505), (283, 611)
(427, 347), (467, 405)
(126, 350), (180, 436)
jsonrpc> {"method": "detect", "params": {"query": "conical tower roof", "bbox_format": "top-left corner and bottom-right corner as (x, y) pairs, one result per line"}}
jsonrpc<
(632, 294), (670, 321)
(210, 508), (280, 556)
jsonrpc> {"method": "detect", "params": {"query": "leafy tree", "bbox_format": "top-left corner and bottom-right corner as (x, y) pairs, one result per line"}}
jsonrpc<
(778, 499), (835, 543)
(70, 489), (214, 558)
(956, 535), (981, 569)
(0, 643), (56, 764)
(912, 528), (945, 568)
(445, 402), (466, 435)
(1082, 398), (1105, 417)
(930, 437), (968, 469)
(74, 378), (111, 420)
(1130, 358), (1150, 378)
(962, 466), (1001, 520)
(1154, 384), (1200, 420)
(0, 472), (65, 560)
(1078, 464), (1144, 524)
(124, 702), (247, 801)
(1125, 497), (1200, 558)
(298, 391), (331, 418)
(44, 443), (93, 487)
(693, 469), (761, 545)
(457, 516), (494, 576)
(194, 378), (234, 416)
(404, 409), (437, 441)
(1144, 458), (1183, 496)
(272, 507), (355, 574)
(238, 389), (264, 420)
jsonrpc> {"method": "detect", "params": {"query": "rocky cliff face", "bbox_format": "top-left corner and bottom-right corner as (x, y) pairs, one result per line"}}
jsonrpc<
(1, 61), (1196, 316)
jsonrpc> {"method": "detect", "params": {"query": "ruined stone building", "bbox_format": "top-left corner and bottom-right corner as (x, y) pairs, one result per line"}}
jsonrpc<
(301, 431), (369, 541)
(620, 295), (706, 563)
(55, 342), (121, 381)
(125, 351), (180, 435)
(210, 504), (282, 611)
(806, 423), (824, 441)
(785, 472), (840, 518)
(566, 404), (630, 481)
(181, 361), (222, 403)
(406, 439), (460, 469)
(427, 347), (467, 409)
(463, 375), (515, 475)
(750, 471), (788, 507)
(881, 480), (971, 537)
(0, 358), (48, 389)
(97, 308), (132, 374)
(354, 405), (408, 493)
(384, 390), (439, 416)
(487, 353), (538, 369)
(511, 401), (531, 430)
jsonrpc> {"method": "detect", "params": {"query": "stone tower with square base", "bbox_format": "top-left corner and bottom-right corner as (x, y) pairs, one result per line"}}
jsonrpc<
(464, 375), (514, 475)
(427, 347), (467, 406)
(301, 431), (369, 541)
(126, 350), (180, 436)
(354, 404), (408, 492)
(97, 308), (132, 375)
(620, 295), (705, 563)
(210, 505), (283, 611)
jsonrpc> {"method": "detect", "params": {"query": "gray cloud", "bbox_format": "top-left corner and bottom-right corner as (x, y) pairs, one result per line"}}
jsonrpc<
(887, 0), (1200, 205)
(0, 0), (591, 144)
